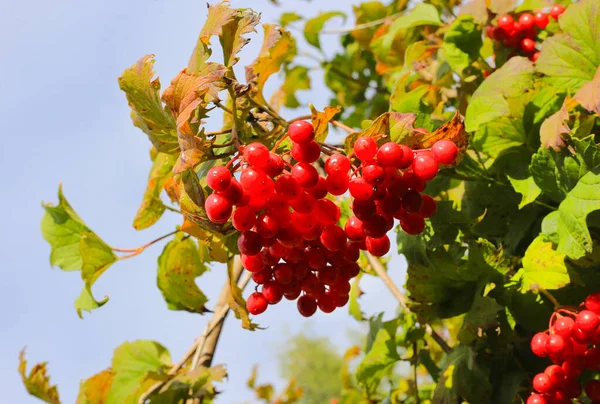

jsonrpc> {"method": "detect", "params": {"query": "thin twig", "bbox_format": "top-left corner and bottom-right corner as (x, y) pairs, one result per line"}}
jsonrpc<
(212, 140), (236, 148)
(413, 341), (420, 404)
(365, 253), (451, 353)
(205, 128), (232, 136)
(539, 288), (561, 310)
(112, 230), (180, 255)
(250, 99), (288, 128)
(318, 12), (403, 34)
(330, 120), (357, 134)
(214, 101), (233, 115)
(164, 205), (182, 214)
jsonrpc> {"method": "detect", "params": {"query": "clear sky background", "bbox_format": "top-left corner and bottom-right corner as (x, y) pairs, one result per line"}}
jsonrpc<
(0, 0), (408, 402)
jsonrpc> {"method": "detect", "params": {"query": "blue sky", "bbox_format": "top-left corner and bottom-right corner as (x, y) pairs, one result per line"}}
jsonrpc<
(0, 0), (408, 402)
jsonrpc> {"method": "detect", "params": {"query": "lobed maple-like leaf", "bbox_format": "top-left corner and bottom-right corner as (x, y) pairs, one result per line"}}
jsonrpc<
(19, 350), (61, 404)
(574, 65), (600, 115)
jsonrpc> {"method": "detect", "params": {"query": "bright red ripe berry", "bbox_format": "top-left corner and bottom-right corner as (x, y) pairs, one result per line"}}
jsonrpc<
(334, 293), (350, 307)
(534, 12), (549, 29)
(431, 140), (458, 165)
(318, 292), (337, 313)
(325, 153), (351, 176)
(526, 394), (547, 404)
(252, 267), (272, 284)
(314, 199), (340, 226)
(320, 225), (347, 252)
(262, 281), (283, 304)
(362, 162), (386, 185)
(243, 142), (270, 166)
(240, 167), (269, 191)
(531, 52), (540, 62)
(571, 325), (593, 344)
(354, 136), (377, 161)
(584, 347), (600, 370)
(237, 230), (263, 256)
(366, 236), (390, 257)
(342, 241), (360, 262)
(412, 155), (439, 182)
(362, 215), (388, 238)
(498, 14), (515, 31)
(352, 199), (377, 221)
(533, 373), (553, 393)
(586, 292), (600, 315)
(231, 206), (255, 231)
(349, 177), (374, 200)
(283, 283), (302, 300)
(205, 193), (233, 223)
(562, 357), (584, 379)
(553, 316), (575, 338)
(291, 162), (319, 188)
(521, 38), (536, 53)
(397, 145), (415, 169)
(218, 178), (246, 206)
(261, 152), (285, 177)
(273, 263), (294, 285)
(401, 190), (423, 214)
(420, 195), (437, 218)
(326, 173), (349, 196)
(586, 380), (600, 400)
(576, 310), (599, 332)
(206, 166), (232, 191)
(518, 13), (535, 29)
(297, 295), (318, 317)
(288, 121), (315, 144)
(275, 175), (300, 200)
(400, 214), (426, 235)
(247, 292), (268, 315)
(291, 211), (317, 234)
(546, 334), (567, 356)
(376, 142), (403, 167)
(345, 216), (366, 241)
(401, 170), (425, 192)
(550, 4), (566, 20)
(241, 252), (265, 273)
(544, 365), (565, 389)
(531, 332), (549, 357)
(256, 213), (279, 239)
(292, 141), (321, 163)
(289, 191), (316, 214)
(306, 176), (328, 199)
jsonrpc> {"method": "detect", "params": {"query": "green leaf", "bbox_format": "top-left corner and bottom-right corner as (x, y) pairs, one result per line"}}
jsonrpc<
(41, 185), (117, 317)
(149, 365), (226, 403)
(539, 102), (570, 151)
(304, 12), (346, 49)
(349, 273), (365, 321)
(118, 55), (179, 153)
(19, 350), (61, 404)
(508, 176), (542, 209)
(517, 236), (570, 292)
(227, 258), (259, 330)
(220, 9), (260, 67)
(523, 87), (564, 148)
(515, 0), (551, 12)
(133, 151), (177, 230)
(488, 0), (518, 14)
(459, 293), (502, 344)
(574, 65), (600, 114)
(246, 25), (297, 105)
(157, 233), (209, 313)
(76, 369), (114, 404)
(343, 112), (416, 154)
(107, 340), (171, 403)
(472, 116), (526, 159)
(280, 12), (301, 28)
(467, 238), (512, 279)
(433, 345), (492, 404)
(274, 65), (311, 109)
(440, 16), (483, 76)
(536, 0), (600, 92)
(554, 168), (600, 259)
(356, 318), (400, 395)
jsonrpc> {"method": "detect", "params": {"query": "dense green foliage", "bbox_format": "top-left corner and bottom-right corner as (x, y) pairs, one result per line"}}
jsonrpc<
(21, 0), (600, 402)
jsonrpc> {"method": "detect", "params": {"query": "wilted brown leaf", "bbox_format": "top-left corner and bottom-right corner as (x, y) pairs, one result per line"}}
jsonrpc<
(19, 350), (60, 404)
(310, 104), (341, 143)
(412, 112), (468, 158)
(540, 102), (571, 151)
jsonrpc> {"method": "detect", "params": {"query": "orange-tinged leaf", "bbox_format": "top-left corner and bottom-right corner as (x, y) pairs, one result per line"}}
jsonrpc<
(227, 258), (260, 330)
(412, 112), (468, 160)
(221, 9), (261, 67)
(574, 66), (600, 115)
(173, 132), (213, 175)
(181, 216), (208, 238)
(343, 112), (416, 154)
(246, 25), (296, 105)
(76, 369), (114, 404)
(19, 350), (61, 404)
(310, 104), (341, 143)
(540, 102), (570, 151)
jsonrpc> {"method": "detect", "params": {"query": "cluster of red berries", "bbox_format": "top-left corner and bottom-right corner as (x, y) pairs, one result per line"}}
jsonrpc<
(203, 120), (457, 317)
(528, 292), (600, 403)
(486, 5), (566, 62)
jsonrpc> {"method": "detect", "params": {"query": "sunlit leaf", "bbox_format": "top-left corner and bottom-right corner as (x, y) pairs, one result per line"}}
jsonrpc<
(508, 176), (542, 209)
(220, 9), (260, 67)
(280, 12), (302, 28)
(76, 369), (114, 404)
(227, 258), (259, 330)
(516, 236), (571, 292)
(304, 11), (346, 49)
(440, 16), (483, 76)
(311, 104), (341, 143)
(540, 102), (570, 151)
(118, 55), (179, 153)
(150, 365), (226, 403)
(343, 112), (416, 154)
(173, 132), (214, 174)
(271, 65), (311, 109)
(19, 350), (61, 404)
(573, 65), (600, 114)
(348, 272), (365, 321)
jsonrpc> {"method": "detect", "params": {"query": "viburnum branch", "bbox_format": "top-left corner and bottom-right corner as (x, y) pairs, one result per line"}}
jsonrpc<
(164, 205), (182, 214)
(112, 230), (180, 256)
(540, 288), (561, 310)
(319, 142), (344, 153)
(365, 253), (451, 353)
(212, 140), (236, 148)
(271, 133), (290, 152)
(413, 341), (420, 404)
(250, 99), (289, 128)
(214, 101), (233, 115)
(301, 12), (403, 35)
(205, 128), (232, 136)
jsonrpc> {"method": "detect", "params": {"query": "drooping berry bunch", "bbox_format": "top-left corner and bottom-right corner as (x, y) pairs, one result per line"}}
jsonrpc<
(203, 120), (457, 318)
(528, 292), (600, 403)
(486, 5), (566, 62)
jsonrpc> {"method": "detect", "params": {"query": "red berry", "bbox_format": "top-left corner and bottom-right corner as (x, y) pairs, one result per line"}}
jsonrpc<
(400, 214), (426, 235)
(238, 230), (263, 256)
(349, 177), (374, 200)
(291, 211), (318, 234)
(544, 365), (565, 389)
(291, 162), (319, 188)
(262, 281), (283, 304)
(562, 357), (584, 379)
(326, 173), (349, 196)
(292, 141), (321, 163)
(240, 167), (269, 191)
(306, 176), (328, 199)
(325, 154), (351, 176)
(243, 142), (270, 166)
(352, 199), (376, 221)
(533, 373), (552, 393)
(314, 199), (340, 226)
(345, 216), (366, 241)
(256, 213), (279, 239)
(231, 206), (256, 231)
(397, 145), (414, 169)
(205, 193), (233, 223)
(531, 332), (549, 357)
(553, 316), (575, 338)
(498, 14), (515, 31)
(318, 292), (337, 313)
(376, 142), (403, 167)
(207, 166), (232, 191)
(521, 38), (536, 53)
(526, 394), (547, 404)
(289, 191), (316, 214)
(431, 140), (458, 165)
(320, 225), (347, 252)
(218, 178), (246, 206)
(549, 4), (566, 20)
(531, 52), (540, 62)
(362, 162), (386, 185)
(584, 347), (600, 370)
(261, 152), (285, 177)
(252, 268), (272, 284)
(401, 190), (423, 214)
(571, 325), (593, 344)
(576, 310), (599, 332)
(273, 263), (294, 285)
(586, 380), (600, 400)
(354, 136), (377, 161)
(366, 236), (390, 257)
(376, 194), (401, 216)
(534, 12), (549, 29)
(283, 282), (302, 300)
(241, 253), (265, 273)
(334, 293), (350, 307)
(518, 13), (535, 29)
(297, 295), (318, 317)
(563, 378), (582, 398)
(546, 334), (567, 356)
(275, 175), (300, 200)
(288, 121), (315, 144)
(420, 195), (437, 218)
(247, 292), (268, 315)
(586, 292), (600, 315)
(412, 154), (439, 181)
(362, 215), (388, 238)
